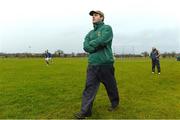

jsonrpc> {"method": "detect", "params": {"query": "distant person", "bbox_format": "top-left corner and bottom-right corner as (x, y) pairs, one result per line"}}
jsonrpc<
(150, 47), (161, 74)
(44, 50), (52, 65)
(74, 10), (119, 119)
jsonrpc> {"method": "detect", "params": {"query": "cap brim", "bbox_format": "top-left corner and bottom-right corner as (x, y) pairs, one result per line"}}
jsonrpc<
(89, 11), (97, 16)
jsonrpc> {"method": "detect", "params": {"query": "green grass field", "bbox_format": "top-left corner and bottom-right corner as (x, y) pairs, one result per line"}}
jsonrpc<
(0, 58), (180, 119)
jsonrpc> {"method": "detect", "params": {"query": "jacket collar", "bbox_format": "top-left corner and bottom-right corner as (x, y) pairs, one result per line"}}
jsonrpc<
(93, 21), (104, 30)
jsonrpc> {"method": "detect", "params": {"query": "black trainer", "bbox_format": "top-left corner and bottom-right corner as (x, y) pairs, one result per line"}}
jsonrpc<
(74, 112), (92, 119)
(108, 105), (119, 111)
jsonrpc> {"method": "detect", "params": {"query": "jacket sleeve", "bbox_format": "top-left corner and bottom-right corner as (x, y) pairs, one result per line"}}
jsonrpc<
(89, 25), (113, 48)
(156, 50), (160, 57)
(83, 32), (96, 53)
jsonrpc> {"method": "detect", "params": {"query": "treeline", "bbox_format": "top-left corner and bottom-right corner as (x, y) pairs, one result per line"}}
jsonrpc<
(0, 51), (179, 58)
(0, 52), (87, 58)
(140, 51), (180, 58)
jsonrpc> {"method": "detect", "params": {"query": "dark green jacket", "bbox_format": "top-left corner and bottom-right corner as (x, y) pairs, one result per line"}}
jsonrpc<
(83, 21), (114, 65)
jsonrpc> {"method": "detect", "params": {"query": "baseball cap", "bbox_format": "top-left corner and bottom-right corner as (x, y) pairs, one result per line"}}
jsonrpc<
(89, 10), (104, 17)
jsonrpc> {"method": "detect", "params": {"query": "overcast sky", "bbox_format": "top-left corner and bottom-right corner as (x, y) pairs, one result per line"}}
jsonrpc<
(0, 0), (180, 54)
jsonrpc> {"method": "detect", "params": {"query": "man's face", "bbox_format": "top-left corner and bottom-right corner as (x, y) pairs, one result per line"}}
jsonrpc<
(92, 13), (103, 23)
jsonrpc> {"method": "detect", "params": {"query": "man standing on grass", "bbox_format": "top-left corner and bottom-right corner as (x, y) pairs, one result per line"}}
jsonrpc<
(150, 47), (161, 74)
(74, 10), (119, 119)
(44, 50), (52, 65)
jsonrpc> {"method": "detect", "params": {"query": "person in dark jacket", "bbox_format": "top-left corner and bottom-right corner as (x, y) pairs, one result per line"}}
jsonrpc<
(150, 47), (161, 74)
(74, 10), (119, 119)
(44, 50), (52, 65)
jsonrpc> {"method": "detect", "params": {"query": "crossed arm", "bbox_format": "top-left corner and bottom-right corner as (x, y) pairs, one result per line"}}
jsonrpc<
(83, 25), (113, 53)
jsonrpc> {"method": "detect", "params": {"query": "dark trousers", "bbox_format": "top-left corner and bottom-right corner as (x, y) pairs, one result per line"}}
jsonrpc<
(152, 59), (161, 72)
(81, 64), (119, 115)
